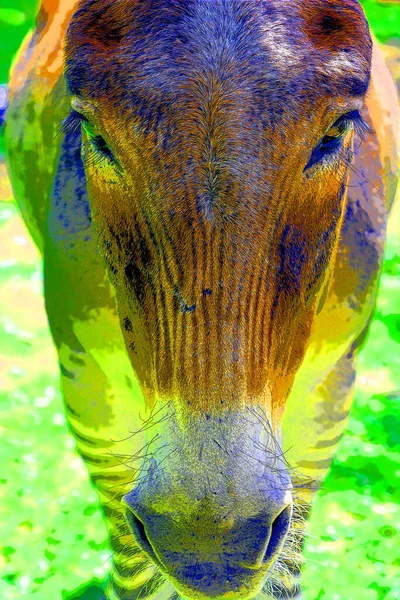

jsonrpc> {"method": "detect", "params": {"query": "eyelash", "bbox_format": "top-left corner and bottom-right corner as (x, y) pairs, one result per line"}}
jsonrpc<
(60, 110), (118, 168)
(337, 110), (372, 140)
(304, 110), (372, 172)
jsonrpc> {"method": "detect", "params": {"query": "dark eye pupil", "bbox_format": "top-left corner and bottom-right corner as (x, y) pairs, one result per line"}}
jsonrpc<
(320, 135), (342, 150)
(81, 119), (116, 162)
(92, 135), (114, 160)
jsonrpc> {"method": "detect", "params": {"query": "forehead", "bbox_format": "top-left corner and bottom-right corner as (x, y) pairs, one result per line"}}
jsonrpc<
(65, 0), (372, 119)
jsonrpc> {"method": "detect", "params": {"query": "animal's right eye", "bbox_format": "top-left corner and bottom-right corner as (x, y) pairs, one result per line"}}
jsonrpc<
(81, 120), (116, 164)
(61, 109), (119, 167)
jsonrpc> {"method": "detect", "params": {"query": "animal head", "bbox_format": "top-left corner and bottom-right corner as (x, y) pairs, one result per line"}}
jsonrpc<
(64, 1), (372, 597)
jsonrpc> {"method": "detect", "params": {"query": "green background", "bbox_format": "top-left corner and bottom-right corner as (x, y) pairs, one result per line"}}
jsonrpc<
(0, 2), (399, 600)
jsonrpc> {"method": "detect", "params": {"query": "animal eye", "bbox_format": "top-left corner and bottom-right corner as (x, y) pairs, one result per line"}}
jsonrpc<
(323, 120), (351, 140)
(60, 109), (118, 166)
(81, 120), (117, 164)
(304, 110), (371, 172)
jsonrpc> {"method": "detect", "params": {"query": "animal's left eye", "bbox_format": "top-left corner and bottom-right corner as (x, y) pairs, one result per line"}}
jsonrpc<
(304, 110), (371, 172)
(323, 120), (351, 140)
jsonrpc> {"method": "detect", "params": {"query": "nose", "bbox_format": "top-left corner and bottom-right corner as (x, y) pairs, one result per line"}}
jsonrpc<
(122, 477), (292, 598)
(124, 498), (292, 567)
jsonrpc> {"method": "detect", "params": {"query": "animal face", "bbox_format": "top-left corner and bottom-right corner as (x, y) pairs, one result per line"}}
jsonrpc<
(63, 0), (372, 597)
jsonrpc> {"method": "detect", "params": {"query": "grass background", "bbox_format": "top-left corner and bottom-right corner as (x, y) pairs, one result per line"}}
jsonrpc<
(0, 2), (399, 600)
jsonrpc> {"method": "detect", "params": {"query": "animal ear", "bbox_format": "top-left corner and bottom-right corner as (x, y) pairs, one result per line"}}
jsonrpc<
(300, 0), (372, 56)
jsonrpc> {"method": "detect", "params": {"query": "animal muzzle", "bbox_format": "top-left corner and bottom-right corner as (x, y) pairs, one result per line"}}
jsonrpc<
(122, 406), (293, 598)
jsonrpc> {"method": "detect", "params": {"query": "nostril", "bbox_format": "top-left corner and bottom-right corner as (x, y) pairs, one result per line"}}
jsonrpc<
(263, 504), (292, 565)
(124, 507), (159, 565)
